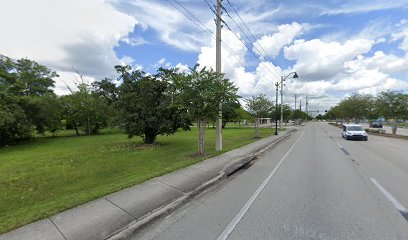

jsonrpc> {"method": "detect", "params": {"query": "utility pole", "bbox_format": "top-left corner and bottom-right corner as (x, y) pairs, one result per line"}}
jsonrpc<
(275, 82), (279, 135)
(294, 94), (297, 110)
(280, 76), (284, 129)
(305, 94), (308, 122)
(215, 0), (222, 151)
(300, 99), (302, 111)
(292, 94), (296, 124)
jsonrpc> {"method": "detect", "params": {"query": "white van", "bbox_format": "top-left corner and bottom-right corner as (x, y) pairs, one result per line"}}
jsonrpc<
(341, 124), (368, 141)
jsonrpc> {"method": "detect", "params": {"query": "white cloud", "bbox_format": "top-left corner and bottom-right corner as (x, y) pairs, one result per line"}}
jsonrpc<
(0, 0), (137, 95)
(110, 0), (211, 52)
(231, 67), (257, 96)
(284, 38), (375, 81)
(277, 36), (408, 111)
(121, 36), (150, 46)
(332, 69), (388, 91)
(321, 0), (408, 15)
(175, 63), (190, 73)
(154, 58), (172, 68)
(333, 53), (408, 94)
(253, 22), (308, 58)
(54, 71), (98, 95)
(392, 27), (408, 51)
(197, 30), (246, 75)
(397, 19), (408, 27)
(158, 58), (167, 65)
(344, 51), (408, 73)
(197, 29), (282, 98)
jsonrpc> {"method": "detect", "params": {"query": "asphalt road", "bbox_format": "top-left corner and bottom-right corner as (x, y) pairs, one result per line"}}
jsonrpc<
(133, 123), (408, 240)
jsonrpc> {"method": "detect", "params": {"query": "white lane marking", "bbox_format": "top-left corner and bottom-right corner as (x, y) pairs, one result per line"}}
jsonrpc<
(370, 177), (408, 213)
(216, 132), (304, 240)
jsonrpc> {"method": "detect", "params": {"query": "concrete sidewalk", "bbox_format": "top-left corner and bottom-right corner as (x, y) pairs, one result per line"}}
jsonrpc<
(0, 128), (297, 240)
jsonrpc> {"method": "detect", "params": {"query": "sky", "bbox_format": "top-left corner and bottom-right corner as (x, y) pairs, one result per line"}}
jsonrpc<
(1, 0), (408, 113)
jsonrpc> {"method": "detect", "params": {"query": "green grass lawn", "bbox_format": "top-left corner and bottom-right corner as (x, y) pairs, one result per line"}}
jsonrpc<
(0, 126), (277, 233)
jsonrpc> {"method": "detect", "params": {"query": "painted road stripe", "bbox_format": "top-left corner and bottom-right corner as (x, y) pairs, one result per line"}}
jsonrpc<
(370, 177), (408, 221)
(216, 132), (304, 240)
(340, 148), (350, 155)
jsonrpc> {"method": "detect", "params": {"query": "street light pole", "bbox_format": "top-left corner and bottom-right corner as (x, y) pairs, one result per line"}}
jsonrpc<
(275, 82), (279, 135)
(279, 72), (299, 129)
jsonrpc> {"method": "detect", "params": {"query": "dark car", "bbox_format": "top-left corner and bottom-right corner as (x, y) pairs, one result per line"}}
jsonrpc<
(369, 121), (383, 128)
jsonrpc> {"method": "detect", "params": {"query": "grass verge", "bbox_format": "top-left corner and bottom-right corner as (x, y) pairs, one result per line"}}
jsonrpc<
(0, 127), (278, 233)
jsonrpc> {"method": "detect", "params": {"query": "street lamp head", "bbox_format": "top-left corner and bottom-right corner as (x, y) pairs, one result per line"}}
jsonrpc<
(293, 72), (299, 78)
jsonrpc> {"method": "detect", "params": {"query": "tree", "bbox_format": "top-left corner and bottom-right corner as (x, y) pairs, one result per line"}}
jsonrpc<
(62, 78), (109, 136)
(222, 100), (241, 128)
(0, 93), (32, 145)
(234, 107), (253, 125)
(316, 114), (323, 120)
(91, 78), (119, 128)
(245, 94), (274, 138)
(336, 94), (373, 122)
(272, 104), (292, 122)
(21, 95), (62, 133)
(0, 55), (61, 145)
(6, 58), (58, 96)
(115, 66), (190, 144)
(375, 91), (408, 134)
(177, 65), (238, 155)
(91, 78), (118, 104)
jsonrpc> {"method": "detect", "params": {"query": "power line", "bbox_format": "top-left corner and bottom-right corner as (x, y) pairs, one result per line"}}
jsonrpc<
(166, 0), (245, 65)
(225, 0), (284, 76)
(221, 2), (302, 97)
(169, 0), (297, 95)
(195, 0), (277, 77)
(221, 19), (282, 82)
(203, 0), (215, 13)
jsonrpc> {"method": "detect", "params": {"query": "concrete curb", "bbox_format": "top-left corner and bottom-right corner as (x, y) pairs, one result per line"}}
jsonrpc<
(0, 128), (296, 240)
(108, 129), (296, 240)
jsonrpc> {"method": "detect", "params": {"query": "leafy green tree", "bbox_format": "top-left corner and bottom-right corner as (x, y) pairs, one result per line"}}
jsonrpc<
(0, 93), (32, 145)
(91, 78), (120, 128)
(375, 91), (408, 134)
(91, 78), (118, 104)
(245, 94), (273, 138)
(115, 66), (191, 144)
(235, 107), (253, 125)
(177, 65), (238, 154)
(272, 104), (293, 122)
(222, 100), (241, 128)
(62, 81), (108, 136)
(6, 58), (58, 96)
(21, 95), (63, 133)
(333, 93), (374, 122)
(0, 55), (61, 145)
(292, 109), (312, 121)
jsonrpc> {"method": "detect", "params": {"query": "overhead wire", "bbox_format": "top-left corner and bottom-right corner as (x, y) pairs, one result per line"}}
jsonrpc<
(224, 0), (285, 77)
(169, 0), (299, 102)
(220, 8), (283, 81)
(166, 0), (246, 65)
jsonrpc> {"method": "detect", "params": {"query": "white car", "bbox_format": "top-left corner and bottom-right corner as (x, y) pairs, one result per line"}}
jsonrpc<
(342, 124), (368, 141)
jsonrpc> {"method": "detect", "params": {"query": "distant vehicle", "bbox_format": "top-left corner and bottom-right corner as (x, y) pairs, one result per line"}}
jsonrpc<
(342, 124), (368, 141)
(369, 121), (382, 128)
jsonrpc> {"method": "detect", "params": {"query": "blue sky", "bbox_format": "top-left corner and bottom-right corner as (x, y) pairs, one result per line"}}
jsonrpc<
(1, 0), (408, 112)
